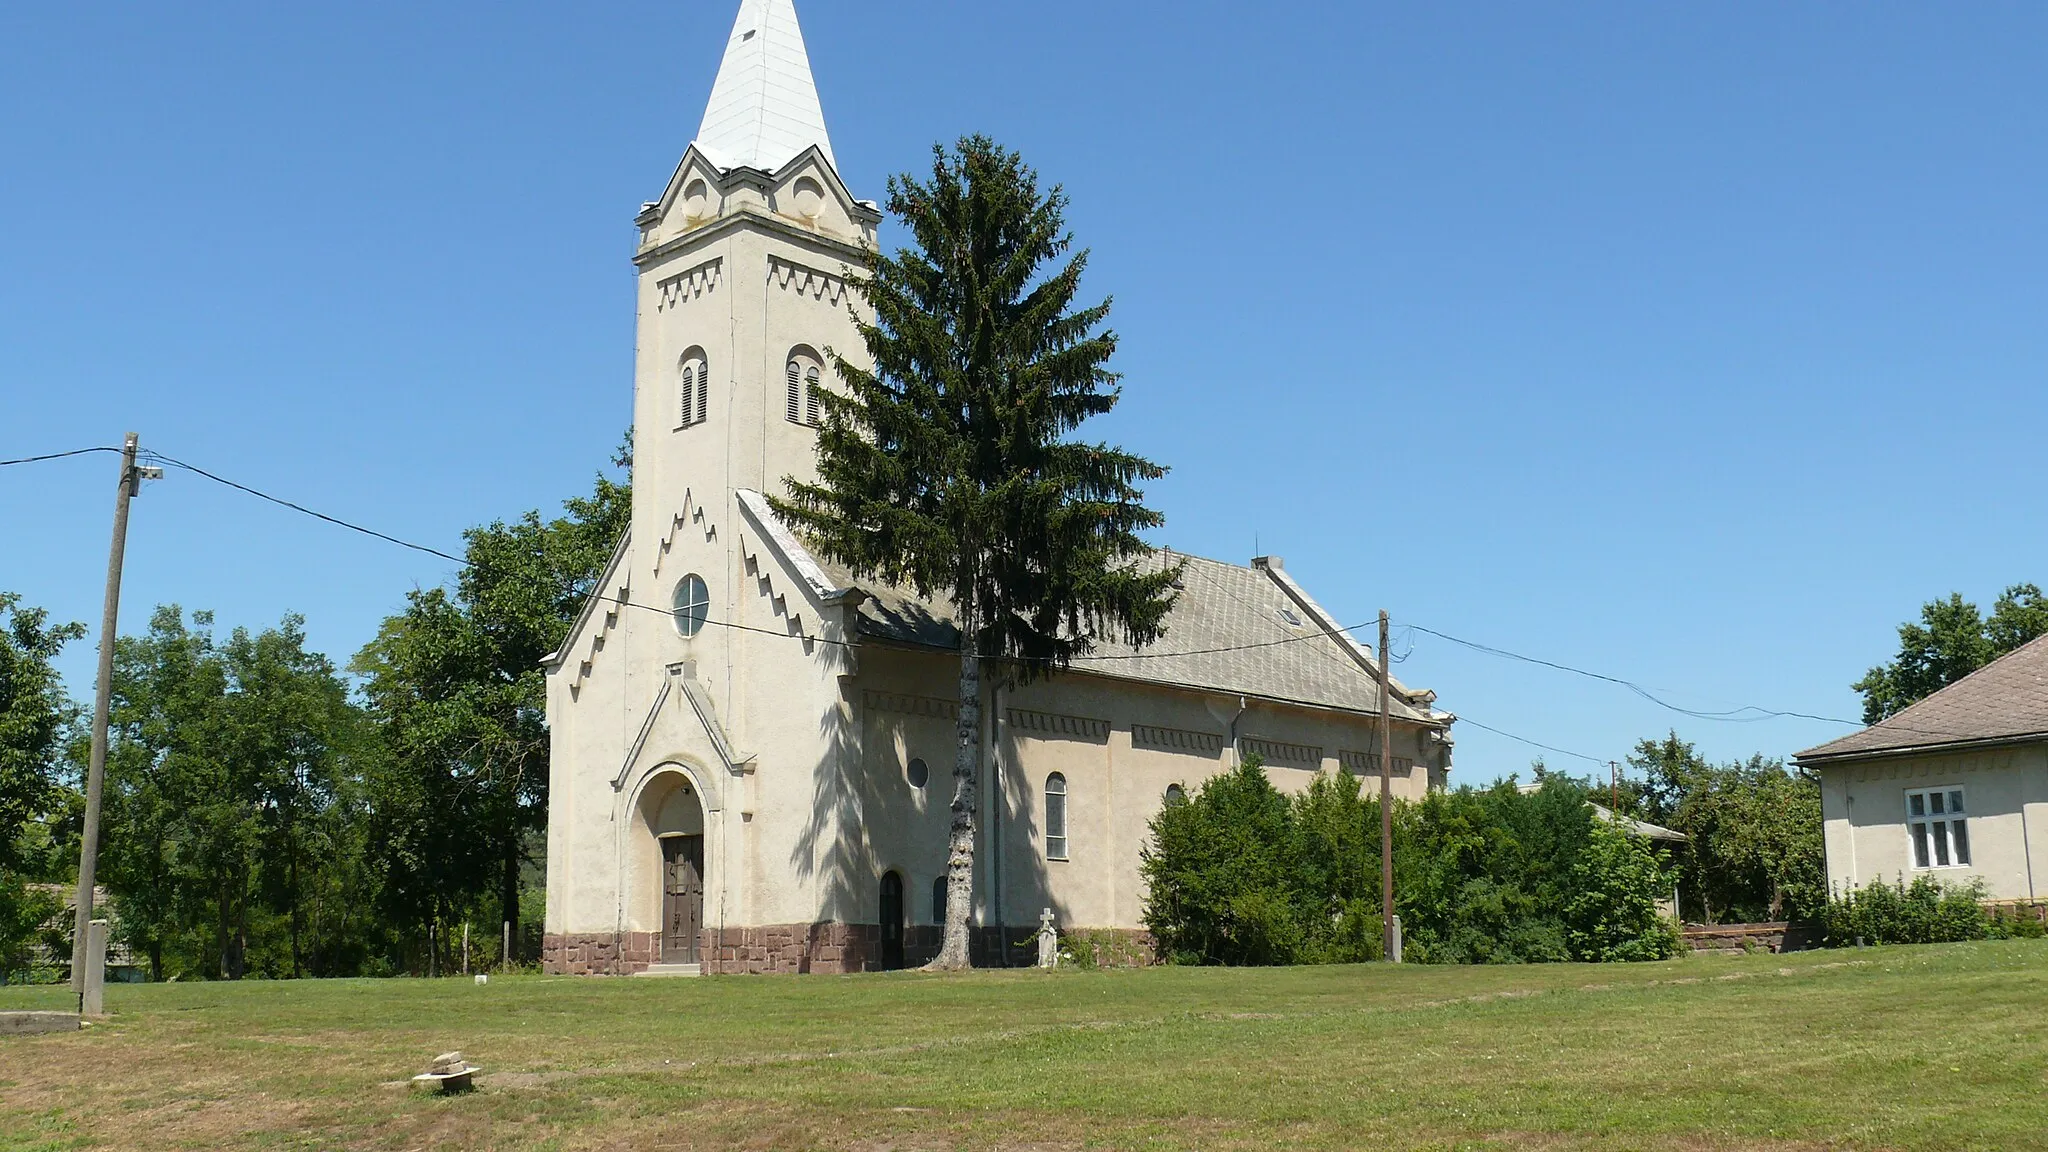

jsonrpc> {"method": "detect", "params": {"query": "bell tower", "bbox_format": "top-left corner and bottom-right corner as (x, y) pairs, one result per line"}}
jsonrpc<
(628, 0), (880, 589)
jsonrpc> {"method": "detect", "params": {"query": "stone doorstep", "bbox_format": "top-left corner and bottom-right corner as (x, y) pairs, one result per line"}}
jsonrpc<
(0, 1011), (83, 1036)
(635, 963), (702, 977)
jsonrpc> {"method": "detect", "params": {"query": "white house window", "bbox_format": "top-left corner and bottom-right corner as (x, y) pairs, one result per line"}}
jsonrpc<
(804, 365), (822, 425)
(785, 361), (803, 422)
(1907, 787), (1971, 869)
(1044, 772), (1068, 860)
(678, 350), (708, 427)
(905, 757), (929, 789)
(671, 573), (710, 638)
(1164, 783), (1186, 806)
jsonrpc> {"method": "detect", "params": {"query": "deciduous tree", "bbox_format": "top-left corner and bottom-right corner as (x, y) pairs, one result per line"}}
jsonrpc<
(352, 442), (629, 969)
(1854, 585), (2048, 723)
(0, 592), (83, 975)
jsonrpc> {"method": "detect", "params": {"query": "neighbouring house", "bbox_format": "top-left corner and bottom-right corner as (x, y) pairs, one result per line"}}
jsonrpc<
(1797, 633), (2048, 902)
(539, 0), (1458, 976)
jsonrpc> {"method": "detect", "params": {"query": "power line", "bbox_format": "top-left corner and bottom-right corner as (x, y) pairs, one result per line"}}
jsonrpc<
(1405, 621), (2003, 746)
(0, 446), (121, 468)
(1406, 623), (1854, 725)
(134, 450), (855, 650)
(29, 443), (1980, 750)
(1450, 715), (1607, 767)
(143, 451), (468, 566)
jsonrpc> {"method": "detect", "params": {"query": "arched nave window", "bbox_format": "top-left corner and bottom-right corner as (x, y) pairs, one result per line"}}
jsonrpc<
(1044, 772), (1068, 861)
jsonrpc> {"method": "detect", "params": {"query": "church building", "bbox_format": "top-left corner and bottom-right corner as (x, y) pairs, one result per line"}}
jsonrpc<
(540, 0), (1457, 975)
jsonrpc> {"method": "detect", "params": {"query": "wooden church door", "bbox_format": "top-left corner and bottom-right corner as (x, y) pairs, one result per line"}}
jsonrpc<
(879, 870), (905, 970)
(663, 835), (704, 963)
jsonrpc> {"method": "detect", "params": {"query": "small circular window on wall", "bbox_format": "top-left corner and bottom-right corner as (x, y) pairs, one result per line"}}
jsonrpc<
(906, 757), (929, 789)
(672, 574), (709, 638)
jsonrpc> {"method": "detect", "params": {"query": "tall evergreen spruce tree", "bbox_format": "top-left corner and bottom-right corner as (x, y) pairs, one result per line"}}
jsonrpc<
(774, 137), (1180, 969)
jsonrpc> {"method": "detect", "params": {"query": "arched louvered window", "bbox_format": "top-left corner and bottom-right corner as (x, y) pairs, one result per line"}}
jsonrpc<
(1044, 772), (1068, 861)
(786, 347), (823, 426)
(678, 349), (708, 428)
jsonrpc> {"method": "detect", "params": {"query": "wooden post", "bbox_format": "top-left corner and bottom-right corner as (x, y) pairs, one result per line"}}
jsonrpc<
(463, 923), (470, 976)
(502, 920), (511, 971)
(1378, 611), (1396, 962)
(72, 434), (140, 996)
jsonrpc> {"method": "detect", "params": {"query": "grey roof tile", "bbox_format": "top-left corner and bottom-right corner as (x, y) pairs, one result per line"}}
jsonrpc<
(815, 550), (1427, 720)
(1798, 633), (2048, 760)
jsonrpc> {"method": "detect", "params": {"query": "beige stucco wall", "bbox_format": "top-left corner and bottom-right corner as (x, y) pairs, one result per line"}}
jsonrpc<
(1818, 744), (2048, 902)
(818, 644), (1441, 934)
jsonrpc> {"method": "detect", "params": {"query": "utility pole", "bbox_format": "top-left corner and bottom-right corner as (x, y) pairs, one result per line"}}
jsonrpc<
(71, 433), (156, 1000)
(1610, 760), (1620, 811)
(1378, 610), (1396, 962)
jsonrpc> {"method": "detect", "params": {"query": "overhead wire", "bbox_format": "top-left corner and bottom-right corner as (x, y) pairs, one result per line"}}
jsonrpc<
(1449, 715), (1607, 767)
(1402, 621), (2002, 746)
(0, 446), (122, 468)
(13, 443), (1977, 753)
(144, 451), (469, 566)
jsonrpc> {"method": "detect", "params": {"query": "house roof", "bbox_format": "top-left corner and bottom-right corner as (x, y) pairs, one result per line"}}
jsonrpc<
(751, 494), (1440, 723)
(1797, 633), (2048, 762)
(1590, 803), (1688, 843)
(692, 0), (837, 175)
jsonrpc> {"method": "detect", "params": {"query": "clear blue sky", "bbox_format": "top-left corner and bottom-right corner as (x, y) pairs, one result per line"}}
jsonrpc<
(5, 1), (2045, 783)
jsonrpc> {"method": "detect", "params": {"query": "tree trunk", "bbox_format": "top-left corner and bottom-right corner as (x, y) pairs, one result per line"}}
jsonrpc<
(288, 816), (301, 979)
(216, 882), (231, 980)
(502, 829), (521, 966)
(928, 627), (981, 970)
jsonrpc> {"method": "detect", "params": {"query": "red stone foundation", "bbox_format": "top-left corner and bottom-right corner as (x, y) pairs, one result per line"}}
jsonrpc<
(543, 923), (1154, 975)
(542, 931), (659, 975)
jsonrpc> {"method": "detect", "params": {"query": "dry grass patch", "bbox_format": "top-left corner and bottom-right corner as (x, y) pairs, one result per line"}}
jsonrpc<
(4, 942), (2047, 1150)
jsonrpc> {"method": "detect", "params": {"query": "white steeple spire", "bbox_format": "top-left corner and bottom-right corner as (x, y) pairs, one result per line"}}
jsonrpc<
(692, 0), (838, 174)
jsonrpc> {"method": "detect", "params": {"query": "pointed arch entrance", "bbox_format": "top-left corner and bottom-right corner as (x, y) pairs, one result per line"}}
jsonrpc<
(638, 768), (708, 964)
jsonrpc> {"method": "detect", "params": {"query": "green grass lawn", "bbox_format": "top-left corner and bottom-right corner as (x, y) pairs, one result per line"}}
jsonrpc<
(4, 942), (2047, 1151)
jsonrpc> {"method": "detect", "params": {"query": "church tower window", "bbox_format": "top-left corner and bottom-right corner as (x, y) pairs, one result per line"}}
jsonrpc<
(678, 350), (709, 428)
(671, 574), (710, 638)
(1044, 773), (1068, 860)
(786, 347), (824, 427)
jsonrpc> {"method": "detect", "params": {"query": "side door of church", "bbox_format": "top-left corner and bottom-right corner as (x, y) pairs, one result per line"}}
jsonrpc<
(663, 835), (705, 963)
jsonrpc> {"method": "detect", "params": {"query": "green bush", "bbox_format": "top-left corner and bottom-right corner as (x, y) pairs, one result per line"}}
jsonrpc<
(1986, 906), (2048, 940)
(1819, 875), (1988, 946)
(1394, 780), (1594, 964)
(1143, 765), (1676, 966)
(0, 872), (62, 983)
(1564, 818), (1683, 962)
